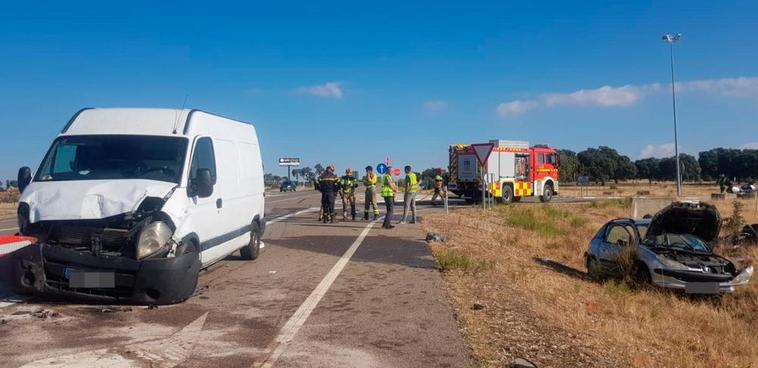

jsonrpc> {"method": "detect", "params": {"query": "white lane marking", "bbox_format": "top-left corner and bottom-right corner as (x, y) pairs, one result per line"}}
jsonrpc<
(0, 227), (18, 232)
(265, 207), (319, 226)
(21, 312), (209, 368)
(257, 219), (380, 368)
(0, 292), (30, 308)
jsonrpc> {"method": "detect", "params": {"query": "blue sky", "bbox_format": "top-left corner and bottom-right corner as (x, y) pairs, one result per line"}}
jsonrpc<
(1, 1), (757, 179)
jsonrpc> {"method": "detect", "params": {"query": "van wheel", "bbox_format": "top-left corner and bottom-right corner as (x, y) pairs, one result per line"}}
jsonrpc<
(240, 226), (261, 260)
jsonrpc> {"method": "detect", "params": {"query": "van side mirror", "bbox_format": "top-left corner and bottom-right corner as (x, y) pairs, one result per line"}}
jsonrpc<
(17, 167), (32, 193)
(195, 168), (214, 198)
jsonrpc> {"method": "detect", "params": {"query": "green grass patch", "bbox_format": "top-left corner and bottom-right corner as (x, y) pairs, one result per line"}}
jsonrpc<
(435, 249), (493, 274)
(604, 279), (633, 299)
(504, 208), (563, 237)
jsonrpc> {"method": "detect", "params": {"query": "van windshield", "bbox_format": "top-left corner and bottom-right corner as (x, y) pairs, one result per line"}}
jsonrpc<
(35, 135), (188, 183)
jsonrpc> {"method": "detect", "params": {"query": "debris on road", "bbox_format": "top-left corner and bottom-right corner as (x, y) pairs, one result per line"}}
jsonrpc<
(426, 232), (445, 242)
(472, 303), (485, 310)
(10, 307), (60, 319)
(100, 306), (132, 313)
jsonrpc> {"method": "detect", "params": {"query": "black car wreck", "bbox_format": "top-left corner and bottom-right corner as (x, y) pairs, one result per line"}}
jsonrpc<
(586, 201), (753, 294)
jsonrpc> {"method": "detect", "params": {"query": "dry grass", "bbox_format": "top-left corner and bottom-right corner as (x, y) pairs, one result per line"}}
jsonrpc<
(425, 190), (758, 368)
(0, 202), (17, 218)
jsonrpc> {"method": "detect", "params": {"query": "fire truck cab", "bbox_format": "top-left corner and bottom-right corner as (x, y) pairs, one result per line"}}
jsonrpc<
(448, 140), (559, 203)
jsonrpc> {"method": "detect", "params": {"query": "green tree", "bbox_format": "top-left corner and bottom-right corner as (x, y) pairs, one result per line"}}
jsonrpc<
(556, 149), (578, 182)
(300, 167), (314, 181)
(577, 146), (634, 185)
(314, 163), (325, 176)
(635, 158), (660, 183)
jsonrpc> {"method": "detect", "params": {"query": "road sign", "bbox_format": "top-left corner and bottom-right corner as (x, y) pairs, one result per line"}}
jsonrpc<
(393, 168), (401, 177)
(278, 158), (301, 166)
(471, 143), (495, 166)
(376, 163), (387, 174)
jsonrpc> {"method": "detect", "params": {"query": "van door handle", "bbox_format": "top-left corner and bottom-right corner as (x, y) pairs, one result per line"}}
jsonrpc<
(216, 198), (223, 208)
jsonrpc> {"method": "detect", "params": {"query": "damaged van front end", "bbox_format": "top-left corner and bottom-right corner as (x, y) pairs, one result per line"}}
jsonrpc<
(15, 180), (201, 305)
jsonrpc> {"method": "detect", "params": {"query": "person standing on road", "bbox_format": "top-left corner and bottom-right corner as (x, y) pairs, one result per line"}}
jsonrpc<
(381, 165), (398, 229)
(318, 164), (341, 223)
(431, 173), (447, 206)
(362, 166), (380, 220)
(340, 168), (359, 221)
(400, 165), (419, 224)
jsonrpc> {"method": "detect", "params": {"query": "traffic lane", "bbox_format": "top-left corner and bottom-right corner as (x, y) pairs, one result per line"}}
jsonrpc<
(272, 218), (472, 367)
(0, 205), (368, 367)
(0, 217), (18, 235)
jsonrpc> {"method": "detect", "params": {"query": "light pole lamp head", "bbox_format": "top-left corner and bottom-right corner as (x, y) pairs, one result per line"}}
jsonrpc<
(662, 33), (682, 43)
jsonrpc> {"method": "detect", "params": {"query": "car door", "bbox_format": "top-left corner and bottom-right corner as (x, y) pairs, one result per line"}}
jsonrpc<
(184, 137), (223, 265)
(598, 223), (634, 275)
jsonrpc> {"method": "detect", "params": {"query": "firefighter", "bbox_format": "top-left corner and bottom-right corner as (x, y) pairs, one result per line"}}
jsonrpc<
(431, 173), (447, 206)
(362, 166), (380, 220)
(340, 168), (359, 220)
(314, 176), (324, 221)
(400, 165), (419, 224)
(718, 174), (728, 194)
(317, 164), (340, 223)
(381, 165), (398, 229)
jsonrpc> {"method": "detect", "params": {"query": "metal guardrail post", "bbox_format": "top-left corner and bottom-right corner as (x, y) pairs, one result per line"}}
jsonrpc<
(444, 185), (449, 215)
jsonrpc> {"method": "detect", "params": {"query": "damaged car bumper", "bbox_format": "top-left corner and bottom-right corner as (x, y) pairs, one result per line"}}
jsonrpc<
(651, 266), (754, 294)
(14, 242), (201, 305)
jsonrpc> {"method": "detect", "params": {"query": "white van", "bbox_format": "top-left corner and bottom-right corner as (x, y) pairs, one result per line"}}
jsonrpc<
(14, 108), (265, 304)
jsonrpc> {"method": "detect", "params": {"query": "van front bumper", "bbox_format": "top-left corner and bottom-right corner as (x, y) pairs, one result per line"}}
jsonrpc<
(14, 243), (201, 305)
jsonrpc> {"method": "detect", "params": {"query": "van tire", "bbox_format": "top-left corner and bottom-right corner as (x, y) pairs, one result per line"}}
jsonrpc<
(240, 225), (261, 260)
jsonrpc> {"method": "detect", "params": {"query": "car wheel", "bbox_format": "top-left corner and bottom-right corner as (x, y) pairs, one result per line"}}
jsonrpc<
(540, 184), (553, 202)
(586, 256), (603, 281)
(240, 224), (261, 260)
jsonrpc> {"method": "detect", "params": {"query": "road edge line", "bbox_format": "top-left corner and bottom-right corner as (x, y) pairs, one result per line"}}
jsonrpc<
(257, 219), (379, 368)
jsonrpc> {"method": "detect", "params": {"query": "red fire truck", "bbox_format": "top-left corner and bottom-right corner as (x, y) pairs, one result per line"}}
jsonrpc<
(448, 140), (559, 203)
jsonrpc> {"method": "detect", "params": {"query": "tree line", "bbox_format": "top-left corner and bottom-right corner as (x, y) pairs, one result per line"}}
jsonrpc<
(557, 147), (758, 185)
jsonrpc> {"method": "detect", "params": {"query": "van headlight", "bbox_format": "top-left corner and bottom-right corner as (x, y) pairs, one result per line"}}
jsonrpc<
(136, 221), (173, 260)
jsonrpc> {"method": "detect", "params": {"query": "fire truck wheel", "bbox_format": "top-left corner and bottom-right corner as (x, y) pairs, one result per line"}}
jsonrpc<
(540, 183), (554, 202)
(501, 185), (514, 204)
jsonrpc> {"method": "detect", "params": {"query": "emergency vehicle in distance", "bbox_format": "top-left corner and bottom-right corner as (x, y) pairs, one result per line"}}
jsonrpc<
(448, 140), (559, 203)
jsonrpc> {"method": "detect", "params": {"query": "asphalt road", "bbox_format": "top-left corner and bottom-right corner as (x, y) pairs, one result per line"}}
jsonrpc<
(0, 189), (472, 368)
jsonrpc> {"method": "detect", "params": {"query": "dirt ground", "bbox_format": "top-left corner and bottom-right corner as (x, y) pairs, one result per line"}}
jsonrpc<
(424, 185), (758, 368)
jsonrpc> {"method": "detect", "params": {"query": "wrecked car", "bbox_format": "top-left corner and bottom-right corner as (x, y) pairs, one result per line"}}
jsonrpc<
(585, 201), (753, 294)
(13, 108), (265, 304)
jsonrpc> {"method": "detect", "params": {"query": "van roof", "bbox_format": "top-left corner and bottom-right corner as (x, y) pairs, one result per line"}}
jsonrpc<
(61, 108), (251, 137)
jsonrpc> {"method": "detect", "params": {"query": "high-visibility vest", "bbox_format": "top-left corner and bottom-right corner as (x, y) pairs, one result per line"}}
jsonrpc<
(407, 172), (419, 193)
(363, 173), (377, 187)
(381, 174), (394, 197)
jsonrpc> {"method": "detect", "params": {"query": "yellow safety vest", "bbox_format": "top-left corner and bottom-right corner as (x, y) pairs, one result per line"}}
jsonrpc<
(407, 172), (419, 193)
(381, 174), (394, 197)
(363, 173), (377, 187)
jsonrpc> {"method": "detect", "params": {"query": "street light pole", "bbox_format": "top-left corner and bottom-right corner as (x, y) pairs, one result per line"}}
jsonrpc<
(662, 33), (682, 197)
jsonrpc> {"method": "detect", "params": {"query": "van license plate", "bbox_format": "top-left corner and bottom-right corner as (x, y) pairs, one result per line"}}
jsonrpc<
(68, 270), (115, 288)
(685, 282), (720, 294)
